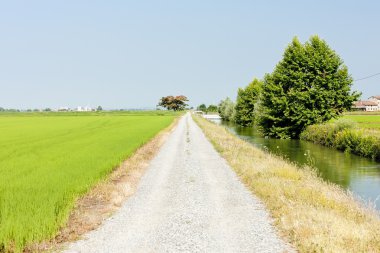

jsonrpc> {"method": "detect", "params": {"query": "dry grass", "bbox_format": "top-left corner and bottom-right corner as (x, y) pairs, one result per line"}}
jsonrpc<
(25, 118), (180, 253)
(194, 115), (380, 253)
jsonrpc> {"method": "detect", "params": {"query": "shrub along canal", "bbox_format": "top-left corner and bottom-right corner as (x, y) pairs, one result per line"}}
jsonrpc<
(212, 119), (380, 210)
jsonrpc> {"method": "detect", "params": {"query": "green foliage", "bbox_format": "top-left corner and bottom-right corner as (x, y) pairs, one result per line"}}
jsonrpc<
(97, 105), (103, 111)
(0, 113), (176, 252)
(301, 119), (380, 160)
(207, 104), (218, 112)
(158, 95), (189, 111)
(235, 78), (262, 126)
(197, 104), (218, 113)
(259, 36), (360, 139)
(300, 119), (356, 147)
(218, 97), (235, 121)
(197, 104), (207, 112)
(333, 118), (358, 131)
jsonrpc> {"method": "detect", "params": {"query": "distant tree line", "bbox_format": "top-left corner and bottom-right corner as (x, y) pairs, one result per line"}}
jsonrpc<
(0, 107), (104, 112)
(212, 35), (360, 139)
(196, 104), (218, 114)
(0, 107), (53, 112)
(0, 107), (20, 112)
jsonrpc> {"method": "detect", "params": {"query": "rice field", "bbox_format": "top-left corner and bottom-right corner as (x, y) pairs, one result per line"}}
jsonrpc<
(0, 112), (177, 252)
(343, 115), (380, 130)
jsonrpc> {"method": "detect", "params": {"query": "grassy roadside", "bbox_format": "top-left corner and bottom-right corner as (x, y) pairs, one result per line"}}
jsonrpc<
(193, 115), (380, 252)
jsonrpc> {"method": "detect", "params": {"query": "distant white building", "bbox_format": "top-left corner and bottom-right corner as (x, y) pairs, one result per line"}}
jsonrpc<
(75, 106), (93, 112)
(58, 107), (69, 111)
(193, 110), (204, 115)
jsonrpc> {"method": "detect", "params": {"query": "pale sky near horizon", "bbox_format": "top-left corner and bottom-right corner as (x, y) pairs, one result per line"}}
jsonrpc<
(0, 0), (379, 109)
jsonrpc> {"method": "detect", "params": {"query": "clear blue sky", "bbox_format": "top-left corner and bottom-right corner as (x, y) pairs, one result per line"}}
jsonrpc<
(0, 0), (379, 109)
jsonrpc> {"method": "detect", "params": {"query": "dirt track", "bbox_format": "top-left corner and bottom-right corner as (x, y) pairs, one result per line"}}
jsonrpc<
(64, 113), (291, 252)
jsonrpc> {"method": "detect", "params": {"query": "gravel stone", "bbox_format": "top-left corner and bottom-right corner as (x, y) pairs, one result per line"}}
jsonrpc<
(63, 113), (293, 253)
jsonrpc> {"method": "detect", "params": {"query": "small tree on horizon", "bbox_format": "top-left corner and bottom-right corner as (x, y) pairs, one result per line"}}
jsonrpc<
(258, 35), (360, 139)
(97, 106), (103, 111)
(207, 104), (218, 112)
(197, 104), (207, 112)
(158, 95), (189, 111)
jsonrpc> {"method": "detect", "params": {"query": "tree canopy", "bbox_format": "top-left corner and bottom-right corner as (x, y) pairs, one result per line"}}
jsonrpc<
(258, 36), (360, 139)
(207, 104), (218, 112)
(218, 97), (235, 121)
(158, 95), (189, 111)
(197, 104), (207, 112)
(197, 104), (218, 113)
(235, 78), (262, 126)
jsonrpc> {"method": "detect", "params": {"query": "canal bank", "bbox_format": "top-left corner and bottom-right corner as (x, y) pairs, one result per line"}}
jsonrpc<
(194, 115), (380, 252)
(212, 119), (380, 210)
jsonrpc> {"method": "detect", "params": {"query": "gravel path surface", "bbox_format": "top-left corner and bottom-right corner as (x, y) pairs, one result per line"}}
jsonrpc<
(64, 113), (292, 253)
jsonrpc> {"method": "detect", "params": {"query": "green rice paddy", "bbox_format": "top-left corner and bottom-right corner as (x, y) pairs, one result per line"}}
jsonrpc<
(0, 112), (177, 251)
(343, 115), (380, 130)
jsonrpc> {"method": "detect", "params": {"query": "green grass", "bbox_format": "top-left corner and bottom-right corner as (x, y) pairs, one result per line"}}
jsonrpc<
(342, 115), (380, 130)
(301, 119), (380, 160)
(0, 112), (177, 252)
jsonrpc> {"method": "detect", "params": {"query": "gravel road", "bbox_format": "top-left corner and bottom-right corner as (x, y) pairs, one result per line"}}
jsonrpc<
(64, 113), (292, 253)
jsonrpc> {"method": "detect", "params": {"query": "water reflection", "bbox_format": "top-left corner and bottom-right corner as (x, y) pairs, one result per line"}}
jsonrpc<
(213, 119), (380, 209)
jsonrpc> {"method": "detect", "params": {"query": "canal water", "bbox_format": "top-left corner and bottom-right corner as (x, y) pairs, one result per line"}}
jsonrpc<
(212, 119), (380, 210)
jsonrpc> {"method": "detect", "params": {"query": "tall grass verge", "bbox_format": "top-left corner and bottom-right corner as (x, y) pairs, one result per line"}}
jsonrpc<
(193, 115), (380, 252)
(300, 119), (380, 160)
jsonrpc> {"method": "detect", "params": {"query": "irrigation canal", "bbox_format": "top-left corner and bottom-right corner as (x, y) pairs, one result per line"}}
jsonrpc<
(211, 119), (380, 211)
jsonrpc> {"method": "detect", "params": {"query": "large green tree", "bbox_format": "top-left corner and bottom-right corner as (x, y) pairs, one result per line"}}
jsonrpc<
(235, 78), (262, 126)
(259, 36), (360, 139)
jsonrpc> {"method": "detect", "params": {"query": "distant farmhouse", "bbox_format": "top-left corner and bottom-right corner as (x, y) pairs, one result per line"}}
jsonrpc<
(75, 106), (94, 112)
(58, 107), (69, 112)
(353, 95), (380, 111)
(56, 106), (96, 112)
